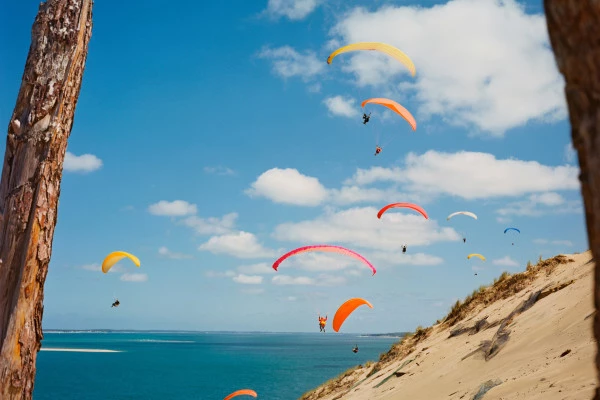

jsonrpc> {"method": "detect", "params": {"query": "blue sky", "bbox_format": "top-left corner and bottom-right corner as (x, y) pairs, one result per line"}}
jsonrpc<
(0, 0), (586, 333)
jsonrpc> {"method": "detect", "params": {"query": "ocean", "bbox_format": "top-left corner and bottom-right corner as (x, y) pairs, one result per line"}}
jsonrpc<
(34, 331), (402, 400)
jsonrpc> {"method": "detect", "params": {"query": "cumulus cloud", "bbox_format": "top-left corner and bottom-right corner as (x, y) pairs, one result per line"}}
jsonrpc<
(496, 192), (582, 217)
(233, 274), (264, 285)
(245, 167), (413, 207)
(63, 152), (103, 173)
(264, 0), (320, 20)
(182, 212), (238, 235)
(323, 95), (360, 118)
(492, 256), (519, 267)
(273, 206), (459, 252)
(533, 238), (573, 246)
(148, 200), (197, 217)
(203, 166), (236, 176)
(120, 273), (148, 282)
(328, 0), (566, 135)
(158, 246), (193, 260)
(345, 151), (579, 199)
(199, 231), (276, 259)
(258, 46), (324, 82)
(245, 168), (329, 206)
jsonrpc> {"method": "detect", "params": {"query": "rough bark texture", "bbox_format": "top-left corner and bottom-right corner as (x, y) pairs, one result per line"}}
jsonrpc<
(0, 0), (92, 398)
(543, 1), (600, 398)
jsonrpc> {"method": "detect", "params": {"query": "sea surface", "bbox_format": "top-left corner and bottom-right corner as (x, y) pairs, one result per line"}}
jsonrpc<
(34, 331), (402, 400)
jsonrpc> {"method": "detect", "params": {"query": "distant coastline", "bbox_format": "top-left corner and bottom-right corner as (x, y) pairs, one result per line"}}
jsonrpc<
(43, 329), (409, 337)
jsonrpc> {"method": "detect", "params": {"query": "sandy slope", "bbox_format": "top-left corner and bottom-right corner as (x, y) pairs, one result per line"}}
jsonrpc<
(303, 251), (597, 400)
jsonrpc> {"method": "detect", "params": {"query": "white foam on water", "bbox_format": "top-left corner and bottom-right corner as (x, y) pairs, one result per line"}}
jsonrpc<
(40, 348), (122, 353)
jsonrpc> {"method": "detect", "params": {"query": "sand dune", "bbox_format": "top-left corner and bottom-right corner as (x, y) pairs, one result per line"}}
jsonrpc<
(302, 251), (597, 400)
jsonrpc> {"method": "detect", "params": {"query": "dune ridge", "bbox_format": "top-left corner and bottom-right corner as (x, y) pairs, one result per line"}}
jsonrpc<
(301, 251), (597, 400)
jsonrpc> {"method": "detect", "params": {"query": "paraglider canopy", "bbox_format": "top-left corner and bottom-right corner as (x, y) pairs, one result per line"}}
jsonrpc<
(333, 298), (373, 332)
(446, 211), (477, 221)
(272, 245), (376, 276)
(467, 253), (486, 261)
(327, 42), (416, 77)
(377, 203), (428, 219)
(223, 389), (258, 400)
(504, 227), (520, 234)
(361, 98), (417, 131)
(102, 251), (140, 273)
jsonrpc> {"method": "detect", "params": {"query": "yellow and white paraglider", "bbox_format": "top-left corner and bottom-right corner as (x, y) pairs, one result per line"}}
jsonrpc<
(327, 42), (416, 77)
(467, 253), (486, 261)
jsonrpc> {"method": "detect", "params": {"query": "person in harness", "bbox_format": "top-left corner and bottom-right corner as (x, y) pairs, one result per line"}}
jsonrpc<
(375, 146), (382, 156)
(111, 299), (120, 308)
(362, 112), (371, 124)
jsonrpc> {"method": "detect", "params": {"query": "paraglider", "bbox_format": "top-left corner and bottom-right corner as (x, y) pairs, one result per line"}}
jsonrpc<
(467, 253), (486, 261)
(504, 227), (520, 246)
(333, 298), (373, 332)
(111, 299), (120, 308)
(352, 345), (359, 353)
(223, 389), (258, 400)
(102, 251), (140, 273)
(363, 112), (371, 124)
(447, 211), (478, 243)
(273, 245), (376, 276)
(318, 315), (328, 332)
(402, 244), (407, 254)
(377, 203), (428, 220)
(327, 42), (416, 77)
(375, 146), (382, 156)
(361, 98), (417, 131)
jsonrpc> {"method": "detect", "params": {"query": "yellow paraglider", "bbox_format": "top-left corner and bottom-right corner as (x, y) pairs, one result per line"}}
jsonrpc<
(361, 98), (416, 131)
(333, 298), (373, 332)
(467, 253), (486, 261)
(327, 42), (416, 77)
(102, 251), (141, 273)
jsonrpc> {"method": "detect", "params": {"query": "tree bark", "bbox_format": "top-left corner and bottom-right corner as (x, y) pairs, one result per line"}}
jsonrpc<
(0, 0), (92, 398)
(543, 1), (600, 397)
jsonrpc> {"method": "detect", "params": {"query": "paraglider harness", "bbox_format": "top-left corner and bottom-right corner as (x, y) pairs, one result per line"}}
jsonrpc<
(352, 345), (359, 353)
(111, 299), (120, 308)
(375, 146), (382, 156)
(362, 112), (371, 124)
(402, 245), (407, 254)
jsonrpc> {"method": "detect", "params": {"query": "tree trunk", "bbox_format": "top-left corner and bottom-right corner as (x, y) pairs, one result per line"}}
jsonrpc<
(0, 1), (92, 398)
(543, 1), (600, 397)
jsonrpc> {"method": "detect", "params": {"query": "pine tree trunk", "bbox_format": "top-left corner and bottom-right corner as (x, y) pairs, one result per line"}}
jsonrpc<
(0, 1), (93, 398)
(544, 1), (600, 397)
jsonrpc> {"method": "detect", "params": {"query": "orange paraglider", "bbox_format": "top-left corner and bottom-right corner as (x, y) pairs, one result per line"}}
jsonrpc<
(333, 298), (373, 332)
(361, 98), (417, 131)
(223, 389), (258, 400)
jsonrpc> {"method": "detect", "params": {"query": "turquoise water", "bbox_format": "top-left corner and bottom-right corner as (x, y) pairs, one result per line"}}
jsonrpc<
(35, 331), (401, 399)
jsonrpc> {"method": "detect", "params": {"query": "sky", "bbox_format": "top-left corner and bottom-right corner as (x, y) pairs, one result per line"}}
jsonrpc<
(0, 0), (587, 333)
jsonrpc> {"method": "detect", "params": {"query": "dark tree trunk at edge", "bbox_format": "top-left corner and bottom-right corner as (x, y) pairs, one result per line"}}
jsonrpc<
(544, 1), (600, 398)
(0, 1), (93, 398)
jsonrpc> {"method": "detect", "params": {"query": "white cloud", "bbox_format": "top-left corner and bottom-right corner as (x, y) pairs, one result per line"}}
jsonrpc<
(245, 167), (413, 207)
(237, 263), (275, 275)
(264, 0), (319, 20)
(492, 256), (519, 267)
(233, 274), (264, 285)
(182, 212), (238, 235)
(120, 273), (148, 282)
(368, 251), (444, 267)
(258, 46), (324, 82)
(80, 263), (122, 273)
(158, 246), (193, 260)
(533, 238), (548, 245)
(203, 166), (236, 176)
(245, 168), (329, 206)
(272, 275), (315, 285)
(148, 200), (197, 217)
(273, 206), (459, 252)
(496, 192), (582, 217)
(199, 231), (276, 259)
(287, 296), (297, 301)
(345, 151), (579, 199)
(328, 0), (566, 134)
(63, 152), (103, 173)
(323, 95), (360, 118)
(564, 142), (577, 163)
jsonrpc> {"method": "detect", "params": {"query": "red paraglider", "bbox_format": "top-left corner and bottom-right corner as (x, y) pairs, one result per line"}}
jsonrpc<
(377, 203), (428, 219)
